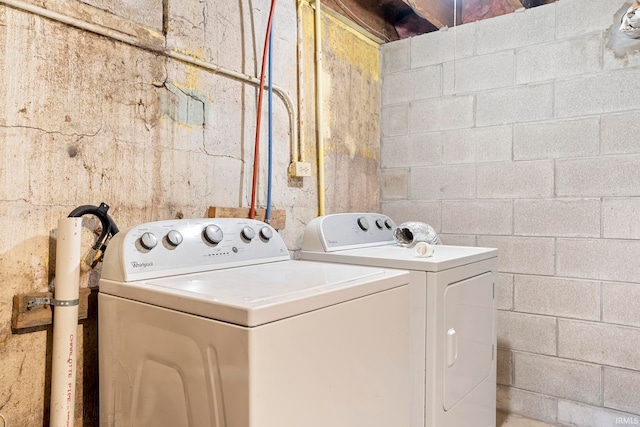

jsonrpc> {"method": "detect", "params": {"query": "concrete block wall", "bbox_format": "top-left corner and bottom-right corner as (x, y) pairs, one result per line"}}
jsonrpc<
(381, 0), (640, 424)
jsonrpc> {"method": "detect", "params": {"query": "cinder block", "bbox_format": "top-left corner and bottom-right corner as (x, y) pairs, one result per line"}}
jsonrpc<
(477, 5), (556, 54)
(603, 281), (640, 328)
(497, 311), (557, 355)
(513, 118), (600, 160)
(558, 400), (640, 427)
(556, 68), (640, 119)
(410, 164), (476, 200)
(515, 34), (602, 84)
(513, 352), (601, 405)
(603, 198), (640, 239)
(410, 96), (474, 132)
(497, 348), (513, 385)
(557, 238), (640, 283)
(478, 236), (555, 276)
(381, 133), (442, 168)
(556, 155), (640, 197)
(381, 169), (409, 200)
(381, 135), (410, 169)
(556, 0), (626, 38)
(477, 160), (554, 199)
(381, 104), (409, 137)
(381, 39), (410, 75)
(441, 125), (512, 164)
(496, 385), (558, 423)
(382, 66), (441, 106)
(559, 319), (640, 370)
(442, 50), (514, 95)
(411, 23), (476, 68)
(380, 200), (441, 230)
(604, 367), (640, 414)
(514, 199), (601, 237)
(602, 112), (640, 154)
(476, 84), (554, 127)
(497, 273), (514, 310)
(514, 275), (600, 320)
(437, 234), (476, 246)
(442, 200), (512, 235)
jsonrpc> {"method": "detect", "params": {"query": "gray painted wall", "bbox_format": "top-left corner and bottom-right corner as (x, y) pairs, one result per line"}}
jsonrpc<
(381, 0), (640, 425)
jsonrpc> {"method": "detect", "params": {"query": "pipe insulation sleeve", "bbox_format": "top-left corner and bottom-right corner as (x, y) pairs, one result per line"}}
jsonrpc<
(393, 221), (442, 248)
(50, 217), (82, 427)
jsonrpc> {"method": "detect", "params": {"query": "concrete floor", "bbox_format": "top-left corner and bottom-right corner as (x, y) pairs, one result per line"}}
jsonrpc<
(498, 412), (561, 427)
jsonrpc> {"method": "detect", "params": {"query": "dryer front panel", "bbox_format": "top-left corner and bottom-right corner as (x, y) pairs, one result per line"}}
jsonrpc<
(442, 272), (494, 411)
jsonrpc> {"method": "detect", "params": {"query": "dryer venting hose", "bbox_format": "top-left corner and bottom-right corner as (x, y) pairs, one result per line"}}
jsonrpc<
(393, 221), (441, 247)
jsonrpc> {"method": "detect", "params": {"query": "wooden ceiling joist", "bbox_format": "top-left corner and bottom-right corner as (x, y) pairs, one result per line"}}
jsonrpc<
(401, 0), (454, 28)
(507, 0), (524, 9)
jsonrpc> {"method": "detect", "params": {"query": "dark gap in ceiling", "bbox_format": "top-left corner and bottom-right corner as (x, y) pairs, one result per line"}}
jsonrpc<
(322, 0), (558, 42)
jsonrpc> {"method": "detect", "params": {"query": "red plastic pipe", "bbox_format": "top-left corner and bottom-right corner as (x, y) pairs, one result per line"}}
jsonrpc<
(249, 0), (278, 219)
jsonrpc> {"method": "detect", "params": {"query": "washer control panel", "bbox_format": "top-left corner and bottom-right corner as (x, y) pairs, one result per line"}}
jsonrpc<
(302, 213), (397, 252)
(101, 218), (289, 282)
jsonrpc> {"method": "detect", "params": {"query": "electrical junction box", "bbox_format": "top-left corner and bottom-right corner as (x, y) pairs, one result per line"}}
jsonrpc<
(290, 162), (312, 177)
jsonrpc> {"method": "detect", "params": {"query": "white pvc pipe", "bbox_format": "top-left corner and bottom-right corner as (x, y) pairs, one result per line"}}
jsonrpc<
(50, 218), (82, 427)
(0, 0), (299, 163)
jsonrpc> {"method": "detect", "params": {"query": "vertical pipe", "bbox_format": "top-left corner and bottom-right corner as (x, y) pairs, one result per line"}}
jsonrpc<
(314, 0), (325, 216)
(296, 0), (305, 162)
(266, 28), (274, 223)
(249, 0), (278, 219)
(50, 218), (82, 427)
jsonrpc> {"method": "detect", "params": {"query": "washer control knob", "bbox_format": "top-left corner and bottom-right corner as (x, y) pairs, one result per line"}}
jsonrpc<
(357, 217), (369, 231)
(384, 219), (394, 230)
(375, 219), (384, 230)
(166, 230), (183, 247)
(140, 232), (158, 250)
(241, 226), (256, 241)
(259, 226), (273, 241)
(203, 224), (223, 244)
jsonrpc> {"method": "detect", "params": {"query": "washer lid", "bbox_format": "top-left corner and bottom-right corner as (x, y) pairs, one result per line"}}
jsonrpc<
(301, 245), (497, 272)
(99, 260), (409, 327)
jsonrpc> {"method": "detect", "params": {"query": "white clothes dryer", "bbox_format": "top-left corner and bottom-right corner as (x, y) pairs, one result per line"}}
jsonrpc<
(99, 218), (412, 427)
(301, 213), (498, 427)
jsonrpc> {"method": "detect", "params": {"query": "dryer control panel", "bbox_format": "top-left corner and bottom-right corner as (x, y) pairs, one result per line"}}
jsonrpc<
(302, 213), (396, 252)
(101, 219), (289, 282)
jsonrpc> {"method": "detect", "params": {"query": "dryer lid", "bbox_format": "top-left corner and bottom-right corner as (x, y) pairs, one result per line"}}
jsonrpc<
(301, 244), (497, 272)
(99, 260), (409, 327)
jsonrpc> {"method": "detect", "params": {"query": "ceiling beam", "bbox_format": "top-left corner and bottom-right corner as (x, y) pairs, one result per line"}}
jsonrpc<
(401, 0), (454, 28)
(507, 0), (524, 8)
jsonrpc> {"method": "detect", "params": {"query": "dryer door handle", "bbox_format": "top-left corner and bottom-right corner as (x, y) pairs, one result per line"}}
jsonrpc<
(446, 328), (458, 368)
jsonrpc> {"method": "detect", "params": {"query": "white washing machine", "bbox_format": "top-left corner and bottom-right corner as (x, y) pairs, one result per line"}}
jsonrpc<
(99, 218), (412, 427)
(301, 213), (498, 427)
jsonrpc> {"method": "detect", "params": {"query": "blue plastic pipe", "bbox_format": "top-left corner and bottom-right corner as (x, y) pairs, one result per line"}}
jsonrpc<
(266, 27), (274, 223)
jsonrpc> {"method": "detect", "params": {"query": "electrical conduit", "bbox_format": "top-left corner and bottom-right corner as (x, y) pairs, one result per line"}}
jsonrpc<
(50, 218), (82, 427)
(296, 0), (306, 163)
(0, 0), (299, 168)
(314, 0), (325, 216)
